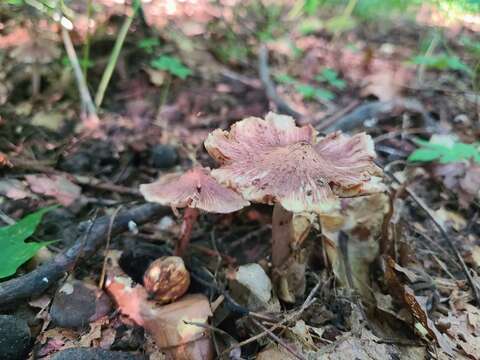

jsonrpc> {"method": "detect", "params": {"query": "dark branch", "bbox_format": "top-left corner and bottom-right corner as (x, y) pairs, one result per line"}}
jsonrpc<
(0, 203), (169, 306)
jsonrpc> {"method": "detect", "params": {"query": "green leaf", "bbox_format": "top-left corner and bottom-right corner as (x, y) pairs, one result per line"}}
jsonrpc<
(275, 73), (296, 85)
(150, 55), (192, 79)
(408, 137), (480, 164)
(303, 0), (322, 15)
(411, 54), (473, 75)
(408, 148), (442, 162)
(0, 206), (57, 279)
(296, 84), (335, 101)
(316, 68), (346, 89)
(138, 38), (160, 54)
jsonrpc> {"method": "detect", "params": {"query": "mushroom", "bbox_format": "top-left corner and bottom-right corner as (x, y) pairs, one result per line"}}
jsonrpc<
(105, 251), (214, 360)
(140, 166), (249, 255)
(10, 29), (60, 97)
(205, 112), (385, 301)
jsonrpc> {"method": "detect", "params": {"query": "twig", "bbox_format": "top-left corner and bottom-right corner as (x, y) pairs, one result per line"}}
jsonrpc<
(258, 44), (304, 120)
(95, 0), (140, 108)
(385, 170), (480, 306)
(319, 98), (438, 133)
(221, 277), (321, 356)
(251, 318), (306, 360)
(9, 157), (140, 196)
(61, 27), (97, 118)
(315, 99), (360, 131)
(0, 203), (169, 306)
(99, 205), (123, 288)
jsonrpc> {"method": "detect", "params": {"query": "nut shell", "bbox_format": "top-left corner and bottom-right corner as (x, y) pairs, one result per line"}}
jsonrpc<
(143, 256), (190, 303)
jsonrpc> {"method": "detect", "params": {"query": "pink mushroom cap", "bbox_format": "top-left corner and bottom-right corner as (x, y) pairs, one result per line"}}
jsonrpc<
(140, 167), (249, 213)
(204, 112), (384, 214)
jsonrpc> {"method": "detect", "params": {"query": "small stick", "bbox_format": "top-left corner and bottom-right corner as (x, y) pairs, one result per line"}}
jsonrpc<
(95, 0), (140, 108)
(385, 170), (480, 305)
(258, 44), (304, 121)
(99, 205), (123, 288)
(251, 318), (306, 360)
(61, 27), (97, 118)
(220, 277), (321, 356)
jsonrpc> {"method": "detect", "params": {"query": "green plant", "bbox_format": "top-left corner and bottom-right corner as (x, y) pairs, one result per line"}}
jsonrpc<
(316, 68), (347, 89)
(138, 37), (161, 54)
(0, 206), (56, 279)
(94, 0), (141, 108)
(411, 53), (473, 75)
(150, 55), (192, 79)
(276, 74), (335, 101)
(408, 138), (480, 164)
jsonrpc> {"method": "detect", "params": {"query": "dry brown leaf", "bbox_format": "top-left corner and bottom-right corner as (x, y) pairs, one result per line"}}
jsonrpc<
(26, 174), (81, 206)
(0, 178), (34, 200)
(383, 257), (454, 356)
(321, 193), (390, 301)
(361, 66), (412, 101)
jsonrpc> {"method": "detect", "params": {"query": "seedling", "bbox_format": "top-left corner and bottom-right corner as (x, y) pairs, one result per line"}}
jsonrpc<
(150, 55), (192, 80)
(316, 68), (347, 90)
(408, 138), (480, 164)
(138, 38), (160, 54)
(411, 53), (473, 76)
(276, 74), (335, 101)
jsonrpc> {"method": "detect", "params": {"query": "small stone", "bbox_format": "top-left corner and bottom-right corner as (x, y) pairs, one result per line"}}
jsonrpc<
(60, 153), (91, 173)
(50, 280), (112, 329)
(0, 315), (31, 360)
(229, 263), (280, 312)
(51, 348), (144, 360)
(149, 144), (178, 169)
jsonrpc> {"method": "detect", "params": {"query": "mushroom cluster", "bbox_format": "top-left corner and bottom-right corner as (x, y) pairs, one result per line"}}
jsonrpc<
(140, 112), (385, 301)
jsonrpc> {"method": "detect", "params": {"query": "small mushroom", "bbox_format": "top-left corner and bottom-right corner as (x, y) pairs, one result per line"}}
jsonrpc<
(140, 167), (249, 255)
(10, 29), (60, 97)
(143, 256), (191, 303)
(105, 251), (213, 360)
(205, 112), (384, 301)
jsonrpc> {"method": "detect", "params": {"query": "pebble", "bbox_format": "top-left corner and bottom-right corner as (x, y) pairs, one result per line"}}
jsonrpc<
(149, 144), (178, 169)
(50, 280), (112, 329)
(51, 348), (144, 360)
(0, 315), (31, 360)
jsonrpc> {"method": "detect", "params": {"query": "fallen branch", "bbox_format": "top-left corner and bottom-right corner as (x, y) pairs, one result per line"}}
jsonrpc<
(0, 203), (168, 306)
(258, 44), (304, 121)
(318, 98), (438, 133)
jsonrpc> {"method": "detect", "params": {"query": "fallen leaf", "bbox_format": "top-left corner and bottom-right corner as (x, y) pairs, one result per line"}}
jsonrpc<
(434, 207), (466, 231)
(31, 111), (64, 131)
(361, 66), (412, 101)
(383, 257), (454, 356)
(26, 174), (81, 206)
(0, 179), (34, 200)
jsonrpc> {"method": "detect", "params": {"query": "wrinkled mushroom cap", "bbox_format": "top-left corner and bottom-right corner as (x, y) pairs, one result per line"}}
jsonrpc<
(11, 37), (60, 64)
(204, 112), (384, 214)
(140, 167), (249, 213)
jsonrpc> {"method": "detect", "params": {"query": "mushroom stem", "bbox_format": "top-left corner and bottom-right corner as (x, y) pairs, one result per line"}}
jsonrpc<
(31, 62), (40, 97)
(176, 207), (199, 256)
(271, 203), (294, 269)
(271, 203), (311, 303)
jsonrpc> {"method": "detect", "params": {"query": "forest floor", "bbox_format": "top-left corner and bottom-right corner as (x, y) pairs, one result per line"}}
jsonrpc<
(0, 1), (480, 359)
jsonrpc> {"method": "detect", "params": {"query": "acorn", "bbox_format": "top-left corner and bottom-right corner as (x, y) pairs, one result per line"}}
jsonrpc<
(143, 256), (190, 303)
